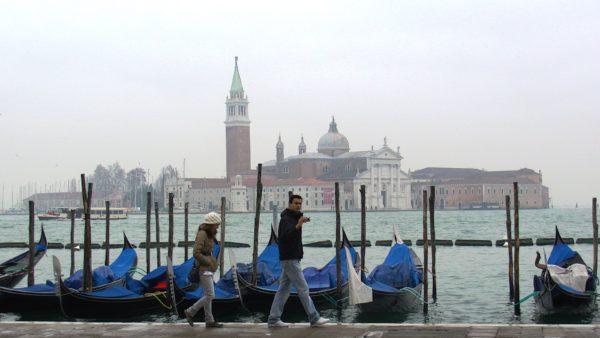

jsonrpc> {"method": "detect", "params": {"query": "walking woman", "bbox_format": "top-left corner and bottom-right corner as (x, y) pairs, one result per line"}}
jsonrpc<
(184, 212), (223, 328)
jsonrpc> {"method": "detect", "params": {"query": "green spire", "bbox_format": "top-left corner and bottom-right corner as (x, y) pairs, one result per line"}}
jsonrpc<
(230, 56), (244, 94)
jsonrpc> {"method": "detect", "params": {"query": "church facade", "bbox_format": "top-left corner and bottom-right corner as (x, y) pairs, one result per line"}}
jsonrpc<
(164, 58), (412, 212)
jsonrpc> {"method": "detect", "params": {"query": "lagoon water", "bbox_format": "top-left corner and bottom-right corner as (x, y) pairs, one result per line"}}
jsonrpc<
(0, 208), (597, 324)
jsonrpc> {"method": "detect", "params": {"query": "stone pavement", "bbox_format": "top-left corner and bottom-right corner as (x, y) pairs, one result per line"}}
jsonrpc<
(1, 322), (600, 337)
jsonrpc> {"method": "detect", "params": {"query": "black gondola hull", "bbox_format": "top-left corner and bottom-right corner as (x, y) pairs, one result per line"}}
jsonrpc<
(237, 275), (347, 314)
(358, 284), (423, 313)
(0, 229), (48, 288)
(58, 280), (171, 319)
(534, 279), (597, 314)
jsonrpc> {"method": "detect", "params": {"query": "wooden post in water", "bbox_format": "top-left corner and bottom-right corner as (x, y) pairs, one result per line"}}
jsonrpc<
(505, 195), (514, 301)
(27, 200), (35, 286)
(154, 201), (161, 267)
(146, 192), (152, 273)
(168, 193), (174, 260)
(335, 182), (342, 297)
(184, 202), (189, 261)
(80, 174), (93, 292)
(251, 164), (263, 286)
(429, 186), (437, 302)
(360, 185), (366, 272)
(593, 197), (598, 275)
(105, 201), (110, 266)
(513, 182), (521, 316)
(272, 205), (278, 233)
(422, 190), (429, 315)
(70, 209), (76, 276)
(219, 197), (226, 278)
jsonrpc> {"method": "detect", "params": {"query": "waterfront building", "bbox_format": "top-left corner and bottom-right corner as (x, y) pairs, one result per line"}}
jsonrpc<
(410, 167), (550, 209)
(22, 191), (126, 211)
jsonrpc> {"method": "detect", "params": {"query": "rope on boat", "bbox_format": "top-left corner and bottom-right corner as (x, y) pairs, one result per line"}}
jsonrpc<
(128, 267), (147, 276)
(514, 291), (540, 305)
(395, 287), (436, 305)
(322, 293), (346, 309)
(146, 292), (172, 310)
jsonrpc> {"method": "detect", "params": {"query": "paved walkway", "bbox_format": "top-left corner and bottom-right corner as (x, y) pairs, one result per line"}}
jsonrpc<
(1, 322), (600, 337)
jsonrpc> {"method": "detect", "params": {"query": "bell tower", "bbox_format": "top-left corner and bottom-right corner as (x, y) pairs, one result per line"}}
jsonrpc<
(225, 57), (251, 179)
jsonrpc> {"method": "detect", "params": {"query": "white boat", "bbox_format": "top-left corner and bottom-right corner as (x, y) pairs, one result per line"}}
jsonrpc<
(87, 208), (128, 220)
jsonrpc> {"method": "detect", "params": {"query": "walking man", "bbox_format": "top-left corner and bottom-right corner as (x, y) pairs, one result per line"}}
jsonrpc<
(268, 194), (330, 327)
(184, 212), (223, 328)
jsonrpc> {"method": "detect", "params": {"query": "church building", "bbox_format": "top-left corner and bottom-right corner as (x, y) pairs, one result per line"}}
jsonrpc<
(164, 58), (412, 211)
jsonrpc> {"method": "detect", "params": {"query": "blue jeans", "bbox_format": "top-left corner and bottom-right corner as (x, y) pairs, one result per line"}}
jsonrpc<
(268, 259), (320, 324)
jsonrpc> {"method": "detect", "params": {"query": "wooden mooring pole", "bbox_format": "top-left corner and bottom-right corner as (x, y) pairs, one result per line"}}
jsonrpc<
(429, 186), (437, 302)
(593, 197), (598, 276)
(505, 195), (514, 301)
(335, 182), (342, 298)
(105, 201), (110, 266)
(422, 190), (429, 315)
(184, 202), (189, 261)
(154, 201), (161, 267)
(360, 185), (366, 273)
(70, 209), (75, 276)
(81, 174), (93, 292)
(251, 164), (263, 286)
(27, 200), (35, 286)
(168, 193), (174, 261)
(513, 182), (521, 316)
(219, 197), (226, 278)
(272, 205), (278, 235)
(146, 191), (151, 273)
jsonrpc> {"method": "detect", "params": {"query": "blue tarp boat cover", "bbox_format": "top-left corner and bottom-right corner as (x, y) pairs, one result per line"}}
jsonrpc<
(231, 239), (358, 291)
(81, 284), (140, 299)
(15, 280), (55, 293)
(63, 242), (138, 289)
(141, 241), (220, 288)
(548, 241), (577, 266)
(109, 246), (137, 279)
(365, 243), (421, 291)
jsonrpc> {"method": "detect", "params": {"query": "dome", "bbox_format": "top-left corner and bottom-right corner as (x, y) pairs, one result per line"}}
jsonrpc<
(317, 117), (350, 156)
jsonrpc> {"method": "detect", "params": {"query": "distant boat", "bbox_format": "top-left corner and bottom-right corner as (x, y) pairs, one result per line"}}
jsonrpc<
(38, 210), (67, 221)
(87, 207), (128, 220)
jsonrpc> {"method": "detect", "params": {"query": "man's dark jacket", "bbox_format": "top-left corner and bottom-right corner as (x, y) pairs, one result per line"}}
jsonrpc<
(278, 208), (304, 260)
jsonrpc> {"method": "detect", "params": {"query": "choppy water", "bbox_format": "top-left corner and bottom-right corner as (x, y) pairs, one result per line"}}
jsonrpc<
(0, 208), (597, 324)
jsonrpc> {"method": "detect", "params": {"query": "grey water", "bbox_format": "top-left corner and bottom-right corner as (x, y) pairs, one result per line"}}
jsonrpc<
(0, 208), (597, 324)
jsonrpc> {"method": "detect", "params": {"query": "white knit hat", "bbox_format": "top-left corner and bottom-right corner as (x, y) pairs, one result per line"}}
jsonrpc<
(203, 212), (221, 225)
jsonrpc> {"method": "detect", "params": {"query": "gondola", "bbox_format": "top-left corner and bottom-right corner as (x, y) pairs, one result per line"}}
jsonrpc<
(53, 240), (221, 319)
(0, 227), (48, 288)
(357, 229), (423, 313)
(533, 227), (597, 314)
(0, 233), (136, 314)
(236, 228), (357, 313)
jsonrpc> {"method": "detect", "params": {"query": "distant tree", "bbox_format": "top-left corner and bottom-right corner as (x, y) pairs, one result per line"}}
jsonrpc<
(154, 165), (178, 209)
(108, 162), (126, 192)
(91, 164), (111, 193)
(126, 168), (147, 208)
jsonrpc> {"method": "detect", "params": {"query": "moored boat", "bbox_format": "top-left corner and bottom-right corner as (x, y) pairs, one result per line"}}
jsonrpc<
(533, 227), (597, 314)
(0, 227), (48, 288)
(357, 228), (423, 313)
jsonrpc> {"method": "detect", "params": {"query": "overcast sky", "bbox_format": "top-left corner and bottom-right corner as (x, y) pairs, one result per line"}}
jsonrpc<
(1, 1), (599, 208)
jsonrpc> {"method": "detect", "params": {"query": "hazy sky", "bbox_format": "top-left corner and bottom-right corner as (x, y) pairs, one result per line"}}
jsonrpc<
(1, 1), (599, 208)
